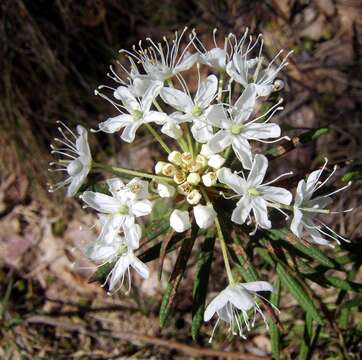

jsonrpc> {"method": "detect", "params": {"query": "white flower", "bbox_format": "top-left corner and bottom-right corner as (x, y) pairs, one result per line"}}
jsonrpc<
(170, 209), (191, 232)
(206, 84), (282, 169)
(204, 281), (274, 342)
(81, 178), (152, 246)
(49, 123), (92, 197)
(291, 161), (351, 246)
(160, 74), (218, 143)
(218, 155), (292, 233)
(97, 81), (168, 143)
(121, 28), (199, 82)
(194, 203), (216, 229)
(157, 183), (175, 198)
(226, 36), (291, 97)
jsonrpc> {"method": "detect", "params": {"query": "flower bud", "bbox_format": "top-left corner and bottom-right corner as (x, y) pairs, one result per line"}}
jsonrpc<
(195, 154), (208, 168)
(187, 172), (201, 186)
(178, 181), (193, 195)
(174, 170), (187, 184)
(157, 183), (175, 198)
(202, 172), (217, 187)
(200, 144), (214, 158)
(170, 209), (191, 233)
(273, 79), (284, 91)
(194, 203), (216, 229)
(162, 163), (176, 177)
(155, 161), (167, 175)
(161, 122), (183, 139)
(208, 154), (225, 169)
(186, 189), (202, 205)
(168, 151), (182, 166)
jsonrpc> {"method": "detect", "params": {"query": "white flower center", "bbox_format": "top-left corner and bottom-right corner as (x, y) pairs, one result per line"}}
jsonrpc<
(132, 110), (143, 120)
(248, 187), (260, 197)
(118, 204), (129, 215)
(230, 124), (244, 135)
(192, 105), (203, 117)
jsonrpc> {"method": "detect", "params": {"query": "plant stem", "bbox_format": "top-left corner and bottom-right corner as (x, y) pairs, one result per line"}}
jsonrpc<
(217, 71), (225, 102)
(185, 124), (194, 156)
(94, 162), (174, 183)
(144, 123), (171, 154)
(200, 188), (235, 285)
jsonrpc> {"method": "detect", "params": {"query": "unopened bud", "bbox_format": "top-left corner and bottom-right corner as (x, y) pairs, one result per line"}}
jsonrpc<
(186, 189), (202, 205)
(168, 151), (182, 166)
(202, 172), (217, 187)
(170, 209), (191, 233)
(187, 172), (201, 186)
(155, 161), (167, 175)
(208, 154), (225, 169)
(157, 183), (175, 198)
(195, 154), (208, 168)
(162, 163), (176, 177)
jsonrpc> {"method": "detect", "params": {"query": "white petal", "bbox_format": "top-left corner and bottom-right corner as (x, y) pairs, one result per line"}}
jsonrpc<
(121, 122), (140, 143)
(251, 197), (271, 229)
(208, 154), (225, 169)
(294, 180), (307, 207)
(232, 84), (256, 122)
(106, 178), (125, 197)
(260, 186), (292, 205)
(291, 207), (303, 237)
(226, 286), (255, 311)
(161, 122), (183, 139)
(98, 114), (133, 133)
(170, 209), (191, 233)
(255, 84), (274, 97)
(114, 86), (140, 112)
(305, 169), (322, 200)
(81, 191), (121, 213)
(205, 104), (230, 128)
(231, 136), (253, 170)
(239, 281), (273, 293)
(231, 196), (252, 224)
(217, 167), (245, 195)
(204, 289), (229, 322)
(131, 199), (153, 217)
(66, 172), (86, 197)
(124, 223), (142, 250)
(129, 77), (153, 97)
(173, 53), (199, 73)
(195, 74), (218, 108)
(304, 219), (331, 245)
(130, 254), (150, 279)
(190, 121), (213, 143)
(160, 87), (194, 113)
(248, 154), (268, 186)
(144, 111), (170, 125)
(86, 242), (117, 263)
(141, 80), (163, 112)
(208, 130), (233, 153)
(244, 123), (281, 139)
(305, 196), (333, 210)
(193, 204), (216, 229)
(202, 48), (227, 70)
(109, 255), (130, 291)
(76, 125), (91, 157)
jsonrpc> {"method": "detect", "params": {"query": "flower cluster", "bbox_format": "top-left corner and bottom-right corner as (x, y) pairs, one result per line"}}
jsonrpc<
(49, 28), (351, 341)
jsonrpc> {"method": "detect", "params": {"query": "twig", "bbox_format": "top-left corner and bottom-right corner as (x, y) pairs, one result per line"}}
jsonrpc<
(26, 315), (270, 359)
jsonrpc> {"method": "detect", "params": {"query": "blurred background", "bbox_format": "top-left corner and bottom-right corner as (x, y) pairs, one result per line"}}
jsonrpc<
(0, 0), (361, 358)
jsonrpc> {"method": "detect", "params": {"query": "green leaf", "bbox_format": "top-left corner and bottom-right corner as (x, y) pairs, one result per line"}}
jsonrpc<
(159, 225), (198, 327)
(299, 313), (313, 360)
(276, 263), (323, 324)
(268, 278), (281, 360)
(325, 276), (362, 293)
(266, 127), (331, 159)
(231, 237), (259, 282)
(191, 236), (215, 340)
(88, 260), (115, 284)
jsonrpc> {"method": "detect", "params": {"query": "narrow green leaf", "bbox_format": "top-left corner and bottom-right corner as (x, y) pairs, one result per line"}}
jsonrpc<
(268, 278), (281, 360)
(191, 236), (215, 340)
(276, 263), (323, 324)
(231, 237), (259, 282)
(88, 260), (115, 284)
(325, 276), (362, 293)
(159, 226), (198, 327)
(299, 313), (313, 360)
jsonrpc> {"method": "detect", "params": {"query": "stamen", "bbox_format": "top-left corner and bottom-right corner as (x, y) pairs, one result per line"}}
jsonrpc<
(262, 171), (293, 186)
